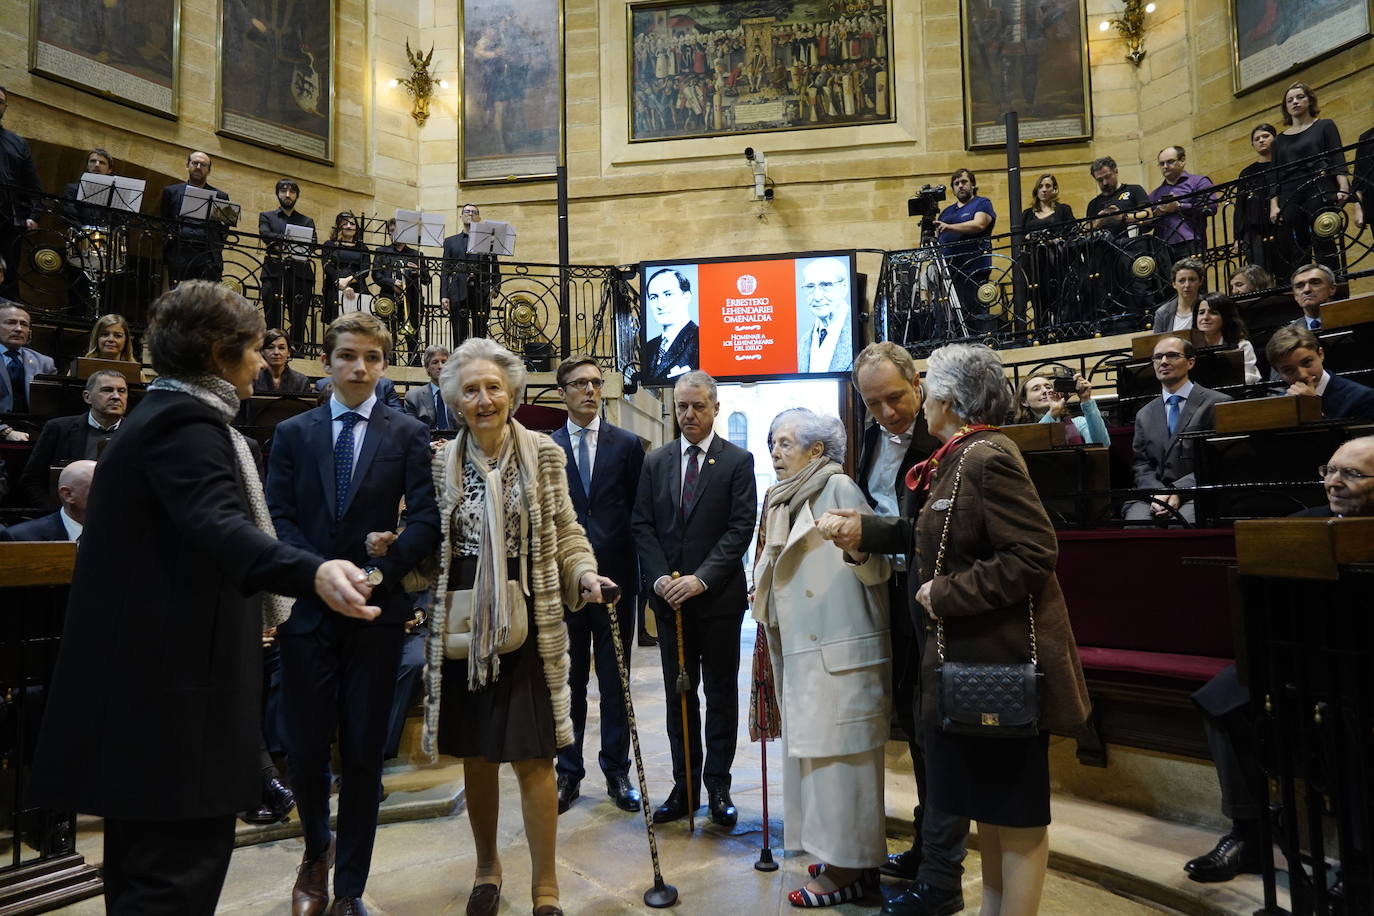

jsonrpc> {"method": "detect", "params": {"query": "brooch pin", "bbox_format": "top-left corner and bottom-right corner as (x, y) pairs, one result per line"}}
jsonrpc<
(931, 498), (952, 511)
(708, 458), (715, 464)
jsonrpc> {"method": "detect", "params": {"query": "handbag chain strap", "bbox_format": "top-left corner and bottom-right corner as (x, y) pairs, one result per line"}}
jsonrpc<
(932, 441), (1038, 666)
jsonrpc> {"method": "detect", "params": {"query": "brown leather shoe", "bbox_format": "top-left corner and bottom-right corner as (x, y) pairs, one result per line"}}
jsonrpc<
(466, 883), (501, 916)
(291, 847), (331, 916)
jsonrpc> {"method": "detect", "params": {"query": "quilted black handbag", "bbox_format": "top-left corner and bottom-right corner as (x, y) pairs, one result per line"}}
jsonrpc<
(930, 442), (1044, 738)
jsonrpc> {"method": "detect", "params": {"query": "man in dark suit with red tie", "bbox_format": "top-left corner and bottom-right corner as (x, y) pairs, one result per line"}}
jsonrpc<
(550, 355), (645, 816)
(266, 313), (439, 916)
(632, 370), (756, 826)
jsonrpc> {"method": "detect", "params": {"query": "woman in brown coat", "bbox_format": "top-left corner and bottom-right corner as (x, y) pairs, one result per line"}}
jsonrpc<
(910, 343), (1090, 916)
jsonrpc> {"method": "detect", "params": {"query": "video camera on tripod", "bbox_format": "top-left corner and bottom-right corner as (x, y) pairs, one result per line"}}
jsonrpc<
(908, 184), (947, 245)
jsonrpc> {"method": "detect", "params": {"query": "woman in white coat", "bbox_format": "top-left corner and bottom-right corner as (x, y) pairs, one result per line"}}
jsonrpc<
(753, 408), (892, 908)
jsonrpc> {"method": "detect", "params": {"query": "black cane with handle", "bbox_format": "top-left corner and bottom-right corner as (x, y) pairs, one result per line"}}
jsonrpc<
(600, 583), (679, 908)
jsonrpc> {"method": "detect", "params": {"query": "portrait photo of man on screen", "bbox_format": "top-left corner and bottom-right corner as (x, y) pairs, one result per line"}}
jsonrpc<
(642, 265), (700, 382)
(795, 256), (853, 373)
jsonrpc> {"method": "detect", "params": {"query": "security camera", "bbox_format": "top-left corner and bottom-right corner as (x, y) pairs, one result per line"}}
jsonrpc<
(744, 147), (755, 161)
(763, 188), (774, 201)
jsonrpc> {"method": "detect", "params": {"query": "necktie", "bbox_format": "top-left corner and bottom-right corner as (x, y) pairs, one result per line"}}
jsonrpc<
(1310, 317), (1322, 330)
(1165, 394), (1182, 437)
(657, 335), (671, 371)
(433, 389), (449, 430)
(334, 412), (362, 517)
(577, 427), (592, 495)
(681, 444), (701, 520)
(818, 326), (828, 346)
(5, 350), (27, 413)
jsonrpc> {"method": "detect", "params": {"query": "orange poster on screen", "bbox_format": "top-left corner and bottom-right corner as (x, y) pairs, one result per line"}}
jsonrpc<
(697, 259), (799, 377)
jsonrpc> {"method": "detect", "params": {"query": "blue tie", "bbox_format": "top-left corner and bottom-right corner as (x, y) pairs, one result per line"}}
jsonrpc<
(334, 411), (362, 517)
(5, 350), (26, 413)
(1165, 394), (1182, 437)
(433, 388), (449, 430)
(1310, 317), (1322, 330)
(577, 427), (592, 496)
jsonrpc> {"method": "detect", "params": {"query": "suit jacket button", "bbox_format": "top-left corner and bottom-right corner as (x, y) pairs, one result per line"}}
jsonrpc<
(805, 589), (814, 598)
(809, 633), (818, 641)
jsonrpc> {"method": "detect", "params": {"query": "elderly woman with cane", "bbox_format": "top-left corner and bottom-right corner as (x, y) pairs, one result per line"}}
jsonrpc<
(911, 343), (1089, 915)
(416, 337), (615, 916)
(752, 407), (892, 908)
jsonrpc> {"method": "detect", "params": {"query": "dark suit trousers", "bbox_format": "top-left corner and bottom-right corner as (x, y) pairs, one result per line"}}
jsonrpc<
(166, 242), (223, 285)
(280, 614), (405, 897)
(655, 606), (743, 795)
(557, 592), (637, 784)
(384, 627), (427, 759)
(262, 261), (315, 347)
(102, 814), (236, 915)
(1194, 665), (1261, 823)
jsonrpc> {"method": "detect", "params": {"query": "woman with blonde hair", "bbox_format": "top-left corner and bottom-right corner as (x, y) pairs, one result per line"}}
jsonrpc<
(83, 313), (135, 361)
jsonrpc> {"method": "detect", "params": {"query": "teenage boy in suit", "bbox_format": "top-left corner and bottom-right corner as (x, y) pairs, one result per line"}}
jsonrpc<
(267, 312), (440, 916)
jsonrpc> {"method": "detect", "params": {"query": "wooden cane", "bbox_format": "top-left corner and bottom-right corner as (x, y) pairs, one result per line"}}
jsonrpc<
(671, 572), (694, 833)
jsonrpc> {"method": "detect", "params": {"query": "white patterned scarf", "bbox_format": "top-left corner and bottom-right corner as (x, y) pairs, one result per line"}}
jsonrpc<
(149, 375), (296, 628)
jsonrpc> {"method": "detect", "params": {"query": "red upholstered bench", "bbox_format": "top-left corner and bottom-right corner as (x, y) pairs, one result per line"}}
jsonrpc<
(1056, 529), (1237, 764)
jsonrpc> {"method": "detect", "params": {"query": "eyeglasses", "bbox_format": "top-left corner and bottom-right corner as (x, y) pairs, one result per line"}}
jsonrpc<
(1150, 351), (1187, 362)
(1318, 465), (1373, 483)
(1158, 158), (1181, 167)
(564, 378), (604, 391)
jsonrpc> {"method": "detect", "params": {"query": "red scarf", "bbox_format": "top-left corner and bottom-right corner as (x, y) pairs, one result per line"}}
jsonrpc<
(904, 424), (999, 497)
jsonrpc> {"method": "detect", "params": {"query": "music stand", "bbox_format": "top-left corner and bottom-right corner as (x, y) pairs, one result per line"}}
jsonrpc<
(468, 220), (516, 257)
(75, 357), (142, 384)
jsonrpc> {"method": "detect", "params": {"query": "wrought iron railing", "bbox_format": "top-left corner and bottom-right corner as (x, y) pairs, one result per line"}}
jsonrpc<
(876, 141), (1374, 356)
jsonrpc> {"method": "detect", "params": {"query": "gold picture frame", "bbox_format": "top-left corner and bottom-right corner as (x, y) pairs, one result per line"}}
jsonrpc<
(29, 0), (181, 119)
(216, 0), (335, 164)
(959, 0), (1092, 150)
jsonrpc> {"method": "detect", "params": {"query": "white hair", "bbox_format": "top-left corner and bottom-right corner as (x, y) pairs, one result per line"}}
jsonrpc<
(440, 337), (527, 425)
(924, 343), (1012, 425)
(769, 408), (846, 463)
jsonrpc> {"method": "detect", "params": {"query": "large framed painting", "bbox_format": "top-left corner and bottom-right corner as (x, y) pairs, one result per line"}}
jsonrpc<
(1232, 0), (1373, 94)
(217, 0), (334, 164)
(460, 0), (565, 183)
(959, 0), (1091, 149)
(627, 0), (895, 142)
(29, 0), (180, 118)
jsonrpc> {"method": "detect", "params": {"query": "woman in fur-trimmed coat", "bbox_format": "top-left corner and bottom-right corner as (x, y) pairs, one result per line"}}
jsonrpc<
(417, 337), (613, 916)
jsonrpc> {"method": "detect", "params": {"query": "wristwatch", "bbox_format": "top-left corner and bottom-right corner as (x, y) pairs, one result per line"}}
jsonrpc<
(362, 566), (384, 587)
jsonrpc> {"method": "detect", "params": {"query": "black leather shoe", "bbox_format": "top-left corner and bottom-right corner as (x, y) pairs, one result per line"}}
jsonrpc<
(555, 775), (580, 815)
(607, 774), (641, 812)
(466, 883), (501, 916)
(1184, 833), (1262, 883)
(652, 785), (692, 823)
(241, 775), (296, 824)
(707, 786), (737, 827)
(328, 898), (366, 916)
(880, 846), (923, 880)
(880, 880), (964, 916)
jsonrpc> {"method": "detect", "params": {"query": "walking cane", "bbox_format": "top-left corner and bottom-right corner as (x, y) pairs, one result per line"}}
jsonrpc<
(749, 622), (781, 872)
(600, 584), (679, 908)
(670, 572), (695, 833)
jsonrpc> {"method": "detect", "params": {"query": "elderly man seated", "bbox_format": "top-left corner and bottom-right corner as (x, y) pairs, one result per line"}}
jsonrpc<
(19, 369), (127, 505)
(1123, 336), (1232, 524)
(1, 459), (96, 542)
(1288, 262), (1337, 331)
(1185, 435), (1374, 885)
(1266, 325), (1374, 420)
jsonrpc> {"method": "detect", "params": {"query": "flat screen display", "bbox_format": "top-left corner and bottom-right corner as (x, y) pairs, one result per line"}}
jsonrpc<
(639, 250), (858, 386)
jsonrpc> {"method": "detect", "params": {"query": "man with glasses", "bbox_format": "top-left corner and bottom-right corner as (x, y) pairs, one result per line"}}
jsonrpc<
(796, 257), (853, 372)
(1123, 336), (1232, 524)
(1185, 435), (1374, 884)
(1148, 145), (1216, 268)
(440, 203), (502, 346)
(551, 355), (646, 816)
(1266, 325), (1374, 419)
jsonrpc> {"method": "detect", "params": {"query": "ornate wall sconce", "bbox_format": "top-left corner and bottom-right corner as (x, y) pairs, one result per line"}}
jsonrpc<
(1099, 1), (1157, 66)
(389, 40), (448, 126)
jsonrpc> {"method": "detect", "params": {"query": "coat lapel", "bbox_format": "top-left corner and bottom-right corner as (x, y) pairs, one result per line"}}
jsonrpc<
(343, 406), (387, 515)
(552, 426), (586, 505)
(668, 440), (683, 520)
(589, 423), (616, 499)
(312, 408), (337, 519)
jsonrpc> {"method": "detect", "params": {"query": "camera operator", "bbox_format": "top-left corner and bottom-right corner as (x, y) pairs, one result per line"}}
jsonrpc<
(933, 169), (997, 334)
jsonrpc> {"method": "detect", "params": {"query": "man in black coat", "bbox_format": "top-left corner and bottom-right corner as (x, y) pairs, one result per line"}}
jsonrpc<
(439, 203), (501, 346)
(258, 178), (317, 347)
(550, 356), (645, 815)
(20, 368), (126, 505)
(1, 459), (94, 541)
(159, 151), (230, 284)
(1185, 434), (1374, 884)
(0, 87), (43, 302)
(632, 370), (756, 826)
(817, 342), (967, 915)
(266, 312), (439, 916)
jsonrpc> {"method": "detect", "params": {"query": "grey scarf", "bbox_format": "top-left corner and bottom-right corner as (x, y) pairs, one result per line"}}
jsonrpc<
(150, 375), (295, 628)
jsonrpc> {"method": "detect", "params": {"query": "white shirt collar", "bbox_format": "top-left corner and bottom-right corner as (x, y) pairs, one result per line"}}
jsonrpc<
(681, 431), (715, 458)
(566, 414), (601, 436)
(1316, 371), (1331, 396)
(60, 508), (83, 541)
(331, 392), (378, 420)
(1162, 379), (1195, 401)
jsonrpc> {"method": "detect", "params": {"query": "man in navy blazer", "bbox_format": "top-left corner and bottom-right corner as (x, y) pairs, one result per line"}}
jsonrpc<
(1267, 325), (1374, 420)
(1, 303), (57, 437)
(1124, 336), (1232, 525)
(0, 459), (94, 542)
(550, 355), (646, 816)
(632, 370), (756, 827)
(266, 313), (439, 916)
